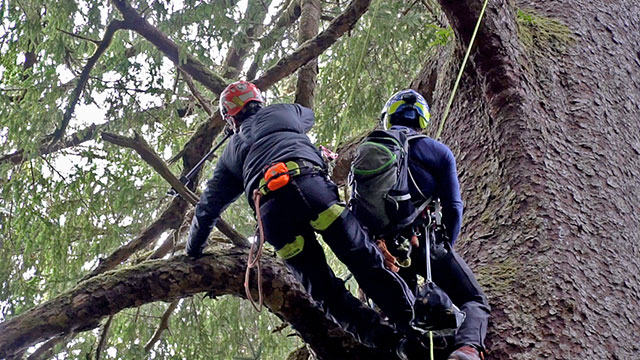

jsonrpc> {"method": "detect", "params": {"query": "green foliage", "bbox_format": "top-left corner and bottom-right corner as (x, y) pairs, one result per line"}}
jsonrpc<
(1, 0), (448, 358)
(313, 0), (451, 146)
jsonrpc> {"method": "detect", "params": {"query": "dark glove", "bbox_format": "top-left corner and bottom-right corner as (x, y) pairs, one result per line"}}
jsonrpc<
(186, 238), (205, 258)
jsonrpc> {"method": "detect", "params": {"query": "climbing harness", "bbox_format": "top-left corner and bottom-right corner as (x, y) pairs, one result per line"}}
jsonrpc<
(437, 0), (490, 139)
(244, 160), (323, 312)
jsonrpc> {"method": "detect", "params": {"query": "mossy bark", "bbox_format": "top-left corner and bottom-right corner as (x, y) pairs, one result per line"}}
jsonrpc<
(0, 245), (395, 359)
(410, 0), (640, 358)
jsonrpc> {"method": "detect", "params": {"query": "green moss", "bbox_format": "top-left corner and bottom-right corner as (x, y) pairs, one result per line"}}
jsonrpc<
(476, 258), (519, 293)
(516, 9), (575, 52)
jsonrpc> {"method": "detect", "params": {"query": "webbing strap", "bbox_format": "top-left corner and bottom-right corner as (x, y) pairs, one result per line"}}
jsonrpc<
(436, 0), (490, 140)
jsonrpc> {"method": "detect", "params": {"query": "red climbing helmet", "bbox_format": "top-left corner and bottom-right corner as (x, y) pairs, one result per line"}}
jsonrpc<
(219, 81), (264, 121)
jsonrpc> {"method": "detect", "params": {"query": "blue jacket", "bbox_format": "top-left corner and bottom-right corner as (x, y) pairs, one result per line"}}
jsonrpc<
(187, 104), (324, 255)
(392, 126), (464, 245)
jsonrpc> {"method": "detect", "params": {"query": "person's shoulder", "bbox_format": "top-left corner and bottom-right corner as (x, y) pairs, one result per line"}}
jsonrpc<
(410, 135), (455, 161)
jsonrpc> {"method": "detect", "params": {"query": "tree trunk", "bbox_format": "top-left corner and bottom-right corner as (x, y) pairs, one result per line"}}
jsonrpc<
(411, 0), (640, 358)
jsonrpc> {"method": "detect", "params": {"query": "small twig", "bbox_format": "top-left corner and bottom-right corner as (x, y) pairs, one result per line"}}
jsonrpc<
(57, 28), (101, 44)
(180, 69), (213, 117)
(144, 300), (179, 352)
(95, 316), (113, 360)
(49, 20), (125, 149)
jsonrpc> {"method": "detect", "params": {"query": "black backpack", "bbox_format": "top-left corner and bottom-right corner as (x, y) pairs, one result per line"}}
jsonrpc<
(349, 128), (429, 237)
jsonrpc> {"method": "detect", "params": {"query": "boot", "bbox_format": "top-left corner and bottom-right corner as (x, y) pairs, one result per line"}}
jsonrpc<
(447, 345), (483, 360)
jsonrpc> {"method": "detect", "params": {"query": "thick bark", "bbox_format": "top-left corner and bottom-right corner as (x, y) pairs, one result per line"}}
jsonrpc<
(0, 246), (396, 360)
(412, 0), (640, 358)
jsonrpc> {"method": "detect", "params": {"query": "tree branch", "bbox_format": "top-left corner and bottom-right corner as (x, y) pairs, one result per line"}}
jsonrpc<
(101, 132), (200, 204)
(144, 300), (179, 352)
(26, 335), (71, 360)
(95, 315), (113, 360)
(111, 0), (227, 94)
(180, 70), (213, 117)
(100, 132), (246, 246)
(82, 196), (190, 280)
(57, 27), (102, 44)
(247, 0), (302, 79)
(222, 0), (272, 79)
(254, 0), (372, 90)
(49, 20), (125, 149)
(294, 0), (322, 108)
(0, 247), (393, 360)
(1, 123), (101, 166)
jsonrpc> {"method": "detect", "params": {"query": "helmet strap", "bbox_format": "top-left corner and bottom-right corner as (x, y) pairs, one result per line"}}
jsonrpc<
(224, 114), (238, 133)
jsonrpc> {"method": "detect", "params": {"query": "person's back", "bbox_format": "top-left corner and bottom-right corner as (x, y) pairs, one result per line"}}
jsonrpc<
(378, 89), (491, 360)
(219, 103), (324, 199)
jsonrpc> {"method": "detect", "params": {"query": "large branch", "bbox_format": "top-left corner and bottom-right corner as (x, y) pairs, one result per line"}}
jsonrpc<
(49, 20), (125, 149)
(294, 0), (322, 108)
(0, 247), (394, 360)
(111, 0), (227, 94)
(254, 0), (372, 90)
(101, 132), (246, 246)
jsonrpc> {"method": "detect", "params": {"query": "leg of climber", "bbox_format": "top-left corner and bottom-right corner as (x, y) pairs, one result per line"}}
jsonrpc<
(290, 174), (416, 328)
(258, 175), (401, 348)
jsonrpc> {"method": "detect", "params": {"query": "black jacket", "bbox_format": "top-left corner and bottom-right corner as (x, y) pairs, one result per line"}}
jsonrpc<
(186, 103), (324, 255)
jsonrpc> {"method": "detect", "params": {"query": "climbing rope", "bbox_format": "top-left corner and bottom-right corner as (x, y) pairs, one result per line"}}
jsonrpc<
(436, 0), (490, 139)
(245, 189), (266, 312)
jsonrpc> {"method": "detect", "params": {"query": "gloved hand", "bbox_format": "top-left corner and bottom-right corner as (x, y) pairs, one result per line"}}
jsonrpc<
(186, 239), (205, 258)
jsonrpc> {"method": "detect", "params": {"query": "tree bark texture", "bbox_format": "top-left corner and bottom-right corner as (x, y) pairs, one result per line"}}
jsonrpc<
(0, 245), (396, 360)
(410, 0), (640, 358)
(294, 0), (322, 108)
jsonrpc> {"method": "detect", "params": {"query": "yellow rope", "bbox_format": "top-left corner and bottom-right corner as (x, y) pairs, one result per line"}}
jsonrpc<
(429, 331), (434, 360)
(436, 0), (490, 139)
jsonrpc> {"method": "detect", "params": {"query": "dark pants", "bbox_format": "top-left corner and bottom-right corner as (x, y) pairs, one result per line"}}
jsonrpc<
(259, 173), (415, 344)
(398, 237), (490, 350)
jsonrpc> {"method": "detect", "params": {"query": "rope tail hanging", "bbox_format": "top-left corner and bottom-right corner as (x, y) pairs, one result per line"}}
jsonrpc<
(245, 189), (266, 312)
